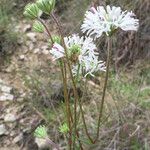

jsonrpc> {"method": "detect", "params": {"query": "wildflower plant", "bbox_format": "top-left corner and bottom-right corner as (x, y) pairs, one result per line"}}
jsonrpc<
(50, 34), (105, 76)
(59, 123), (69, 134)
(24, 0), (139, 149)
(34, 125), (48, 139)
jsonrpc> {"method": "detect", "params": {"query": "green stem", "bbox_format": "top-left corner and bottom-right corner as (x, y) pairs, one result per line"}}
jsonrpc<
(94, 37), (112, 143)
(38, 18), (54, 43)
(40, 19), (72, 149)
(51, 12), (95, 144)
(60, 61), (72, 150)
(50, 13), (84, 149)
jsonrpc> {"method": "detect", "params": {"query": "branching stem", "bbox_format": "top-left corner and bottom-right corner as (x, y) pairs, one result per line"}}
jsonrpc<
(51, 13), (84, 149)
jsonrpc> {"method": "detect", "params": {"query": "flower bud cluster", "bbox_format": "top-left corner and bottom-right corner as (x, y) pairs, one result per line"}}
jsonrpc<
(24, 0), (55, 19)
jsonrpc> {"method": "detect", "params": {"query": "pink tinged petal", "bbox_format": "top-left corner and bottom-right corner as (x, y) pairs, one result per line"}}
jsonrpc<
(89, 7), (97, 14)
(50, 43), (65, 60)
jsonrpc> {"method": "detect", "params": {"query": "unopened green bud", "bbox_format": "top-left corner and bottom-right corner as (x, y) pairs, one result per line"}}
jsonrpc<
(69, 44), (81, 55)
(48, 35), (61, 46)
(59, 123), (69, 134)
(33, 21), (44, 33)
(36, 0), (55, 15)
(23, 3), (41, 19)
(53, 36), (61, 44)
(34, 125), (48, 139)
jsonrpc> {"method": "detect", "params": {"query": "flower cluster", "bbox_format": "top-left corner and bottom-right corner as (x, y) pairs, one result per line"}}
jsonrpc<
(81, 5), (139, 38)
(49, 5), (139, 77)
(24, 2), (139, 77)
(50, 34), (106, 77)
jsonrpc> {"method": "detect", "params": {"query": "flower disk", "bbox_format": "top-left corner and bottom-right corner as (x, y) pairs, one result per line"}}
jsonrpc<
(81, 5), (139, 39)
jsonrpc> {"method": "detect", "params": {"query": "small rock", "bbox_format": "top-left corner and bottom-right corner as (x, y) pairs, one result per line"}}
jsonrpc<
(26, 41), (34, 50)
(17, 37), (24, 45)
(0, 79), (4, 84)
(42, 50), (49, 55)
(15, 25), (21, 32)
(0, 85), (12, 93)
(4, 113), (16, 122)
(23, 24), (31, 33)
(17, 97), (24, 102)
(33, 48), (41, 54)
(41, 45), (49, 51)
(13, 133), (23, 143)
(19, 55), (26, 61)
(20, 92), (26, 98)
(29, 43), (34, 50)
(26, 32), (36, 42)
(5, 64), (16, 73)
(0, 124), (7, 136)
(35, 138), (49, 150)
(0, 93), (14, 101)
(21, 46), (29, 54)
(10, 131), (16, 137)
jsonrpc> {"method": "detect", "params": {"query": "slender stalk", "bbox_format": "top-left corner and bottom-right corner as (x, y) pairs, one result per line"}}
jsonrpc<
(73, 64), (80, 148)
(50, 13), (86, 149)
(38, 18), (54, 43)
(40, 19), (72, 149)
(60, 61), (72, 150)
(51, 12), (79, 146)
(61, 63), (84, 150)
(51, 12), (95, 144)
(94, 37), (112, 143)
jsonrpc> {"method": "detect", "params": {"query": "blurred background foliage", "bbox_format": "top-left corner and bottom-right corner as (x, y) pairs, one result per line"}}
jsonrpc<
(0, 0), (149, 67)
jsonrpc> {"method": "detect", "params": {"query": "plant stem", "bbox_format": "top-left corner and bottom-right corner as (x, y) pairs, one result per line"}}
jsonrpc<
(94, 37), (112, 143)
(50, 13), (85, 149)
(51, 12), (78, 146)
(61, 63), (84, 150)
(38, 18), (54, 43)
(41, 19), (72, 149)
(60, 61), (72, 150)
(51, 12), (96, 145)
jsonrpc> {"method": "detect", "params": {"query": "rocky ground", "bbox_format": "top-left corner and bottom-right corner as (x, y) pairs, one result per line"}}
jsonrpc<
(0, 20), (56, 150)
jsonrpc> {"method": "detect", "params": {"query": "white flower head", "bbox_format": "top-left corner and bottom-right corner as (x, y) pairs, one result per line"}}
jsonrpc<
(50, 34), (96, 61)
(81, 5), (139, 39)
(50, 34), (105, 77)
(77, 55), (106, 77)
